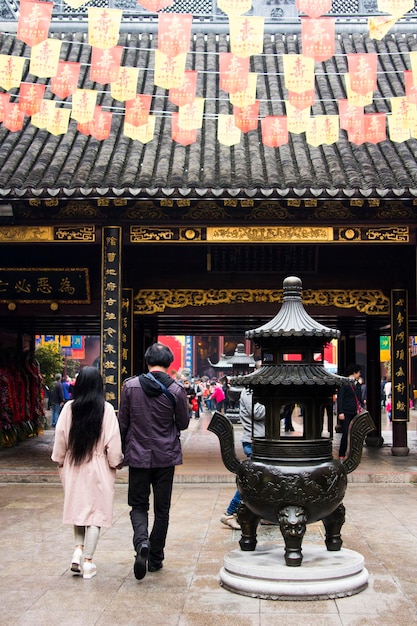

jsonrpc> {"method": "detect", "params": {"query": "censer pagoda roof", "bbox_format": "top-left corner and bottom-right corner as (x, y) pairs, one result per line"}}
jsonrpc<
(245, 276), (341, 340)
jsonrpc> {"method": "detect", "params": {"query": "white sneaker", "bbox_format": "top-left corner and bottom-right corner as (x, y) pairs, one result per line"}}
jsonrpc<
(82, 561), (97, 579)
(220, 513), (241, 530)
(70, 547), (83, 574)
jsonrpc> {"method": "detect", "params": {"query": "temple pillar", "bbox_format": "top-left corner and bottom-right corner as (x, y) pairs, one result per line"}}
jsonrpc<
(101, 226), (122, 410)
(391, 289), (409, 456)
(121, 288), (134, 382)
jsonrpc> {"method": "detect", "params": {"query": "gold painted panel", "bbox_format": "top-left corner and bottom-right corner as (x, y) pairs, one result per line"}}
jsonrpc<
(0, 226), (54, 242)
(134, 288), (389, 316)
(207, 226), (334, 242)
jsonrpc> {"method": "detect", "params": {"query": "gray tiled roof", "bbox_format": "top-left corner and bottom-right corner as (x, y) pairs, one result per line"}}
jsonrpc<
(1, 30), (417, 199)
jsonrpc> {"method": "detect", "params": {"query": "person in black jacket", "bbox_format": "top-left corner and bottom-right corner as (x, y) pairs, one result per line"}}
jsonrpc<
(50, 373), (65, 427)
(118, 343), (189, 580)
(337, 363), (363, 459)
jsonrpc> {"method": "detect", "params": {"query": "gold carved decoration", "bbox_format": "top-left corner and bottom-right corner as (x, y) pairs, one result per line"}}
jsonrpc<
(123, 203), (169, 220)
(314, 202), (354, 220)
(364, 226), (409, 242)
(207, 226), (333, 242)
(182, 203), (232, 221)
(59, 202), (104, 218)
(134, 288), (389, 315)
(130, 226), (203, 242)
(55, 226), (96, 242)
(0, 226), (53, 242)
(246, 203), (290, 220)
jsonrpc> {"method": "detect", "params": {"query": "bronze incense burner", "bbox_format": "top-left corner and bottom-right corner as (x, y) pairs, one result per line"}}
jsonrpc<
(209, 276), (374, 566)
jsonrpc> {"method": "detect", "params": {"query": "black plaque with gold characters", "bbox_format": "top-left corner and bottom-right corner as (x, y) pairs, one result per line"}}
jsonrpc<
(391, 289), (409, 423)
(101, 227), (122, 409)
(0, 268), (90, 303)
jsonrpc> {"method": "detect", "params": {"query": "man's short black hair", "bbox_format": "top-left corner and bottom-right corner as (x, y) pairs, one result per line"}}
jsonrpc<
(346, 363), (361, 376)
(144, 342), (174, 368)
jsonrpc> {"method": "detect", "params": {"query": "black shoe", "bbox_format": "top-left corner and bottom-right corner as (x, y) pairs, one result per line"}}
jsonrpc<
(148, 561), (163, 572)
(134, 542), (149, 580)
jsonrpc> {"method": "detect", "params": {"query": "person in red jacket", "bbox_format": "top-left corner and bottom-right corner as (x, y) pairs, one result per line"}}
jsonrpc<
(118, 342), (190, 580)
(209, 381), (225, 412)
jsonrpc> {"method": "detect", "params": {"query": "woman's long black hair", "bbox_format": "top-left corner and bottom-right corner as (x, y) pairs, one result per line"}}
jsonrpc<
(68, 366), (105, 465)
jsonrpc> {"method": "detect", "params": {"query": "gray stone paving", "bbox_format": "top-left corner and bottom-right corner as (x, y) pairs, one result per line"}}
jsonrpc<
(1, 410), (417, 624)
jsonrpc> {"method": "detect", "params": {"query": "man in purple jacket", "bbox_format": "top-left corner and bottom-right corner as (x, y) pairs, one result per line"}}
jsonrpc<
(118, 342), (190, 580)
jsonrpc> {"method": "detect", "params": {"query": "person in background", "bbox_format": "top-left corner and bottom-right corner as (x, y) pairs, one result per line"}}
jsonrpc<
(337, 363), (363, 460)
(50, 373), (65, 427)
(220, 386), (266, 529)
(209, 381), (225, 412)
(62, 375), (72, 402)
(222, 376), (230, 413)
(183, 379), (196, 418)
(192, 377), (204, 418)
(118, 342), (190, 580)
(51, 367), (123, 579)
(358, 376), (367, 409)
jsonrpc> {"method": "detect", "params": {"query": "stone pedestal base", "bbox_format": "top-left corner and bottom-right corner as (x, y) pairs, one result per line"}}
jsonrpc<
(392, 446), (409, 456)
(220, 543), (368, 600)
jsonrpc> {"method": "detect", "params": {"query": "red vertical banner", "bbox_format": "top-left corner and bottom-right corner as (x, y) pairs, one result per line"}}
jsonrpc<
(338, 99), (364, 132)
(261, 116), (288, 147)
(169, 71), (198, 106)
(404, 71), (417, 105)
(288, 89), (315, 109)
(90, 47), (123, 84)
(18, 82), (46, 116)
(3, 102), (25, 132)
(301, 17), (335, 62)
(233, 101), (259, 132)
(172, 112), (197, 145)
(90, 106), (112, 141)
(17, 0), (53, 46)
(347, 53), (378, 95)
(138, 0), (174, 10)
(364, 113), (386, 143)
(51, 62), (81, 98)
(125, 95), (152, 126)
(219, 53), (249, 94)
(158, 14), (192, 57)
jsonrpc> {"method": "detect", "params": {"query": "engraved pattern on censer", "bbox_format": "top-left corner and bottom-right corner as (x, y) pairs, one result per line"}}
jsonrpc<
(239, 462), (347, 513)
(134, 288), (390, 315)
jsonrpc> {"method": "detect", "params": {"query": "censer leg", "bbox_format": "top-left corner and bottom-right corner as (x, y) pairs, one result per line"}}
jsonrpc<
(278, 505), (307, 567)
(237, 504), (260, 551)
(322, 503), (345, 551)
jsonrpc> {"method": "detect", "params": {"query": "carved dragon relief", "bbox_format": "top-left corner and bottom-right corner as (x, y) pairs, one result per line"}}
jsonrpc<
(133, 288), (390, 315)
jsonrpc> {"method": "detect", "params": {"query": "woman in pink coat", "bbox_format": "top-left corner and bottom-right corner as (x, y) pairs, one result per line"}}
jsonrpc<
(51, 367), (123, 579)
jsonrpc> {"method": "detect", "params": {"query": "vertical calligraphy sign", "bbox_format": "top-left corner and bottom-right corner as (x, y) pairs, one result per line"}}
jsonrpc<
(121, 288), (133, 383)
(391, 289), (409, 422)
(101, 226), (122, 410)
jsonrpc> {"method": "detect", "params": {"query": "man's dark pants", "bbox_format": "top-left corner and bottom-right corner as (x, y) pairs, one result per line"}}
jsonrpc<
(128, 466), (175, 565)
(339, 412), (355, 457)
